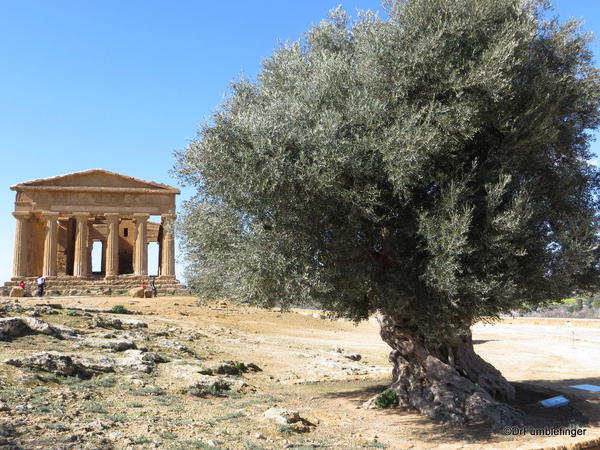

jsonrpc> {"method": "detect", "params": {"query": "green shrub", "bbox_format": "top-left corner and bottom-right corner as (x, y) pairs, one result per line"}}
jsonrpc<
(65, 310), (79, 316)
(132, 436), (152, 444)
(214, 360), (257, 375)
(159, 431), (178, 440)
(85, 402), (107, 414)
(170, 441), (220, 449)
(130, 386), (165, 396)
(155, 394), (179, 406)
(46, 423), (69, 432)
(95, 376), (117, 387)
(243, 443), (267, 450)
(277, 424), (294, 436)
(127, 401), (144, 408)
(362, 440), (388, 448)
(592, 298), (600, 309)
(187, 381), (230, 397)
(105, 413), (129, 422)
(374, 390), (398, 409)
(110, 304), (131, 314)
(216, 411), (246, 421)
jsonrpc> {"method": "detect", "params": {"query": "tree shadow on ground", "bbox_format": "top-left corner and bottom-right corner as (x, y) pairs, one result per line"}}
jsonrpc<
(472, 339), (495, 345)
(515, 377), (600, 427)
(322, 381), (493, 443)
(323, 378), (598, 445)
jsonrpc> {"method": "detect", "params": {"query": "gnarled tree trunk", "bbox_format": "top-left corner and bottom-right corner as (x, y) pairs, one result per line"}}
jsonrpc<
(377, 313), (524, 428)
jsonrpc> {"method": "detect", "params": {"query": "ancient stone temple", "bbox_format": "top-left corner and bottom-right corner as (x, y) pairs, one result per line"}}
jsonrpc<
(4, 169), (185, 295)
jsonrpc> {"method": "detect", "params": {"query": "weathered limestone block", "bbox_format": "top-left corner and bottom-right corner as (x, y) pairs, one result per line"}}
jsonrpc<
(119, 318), (148, 328)
(144, 290), (153, 298)
(4, 352), (114, 378)
(113, 349), (165, 373)
(263, 408), (302, 424)
(9, 287), (24, 297)
(91, 316), (147, 329)
(80, 337), (136, 352)
(129, 287), (144, 298)
(0, 317), (70, 340)
(0, 318), (29, 340)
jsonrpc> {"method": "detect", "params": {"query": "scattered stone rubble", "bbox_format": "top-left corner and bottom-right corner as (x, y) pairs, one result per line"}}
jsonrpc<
(0, 300), (396, 448)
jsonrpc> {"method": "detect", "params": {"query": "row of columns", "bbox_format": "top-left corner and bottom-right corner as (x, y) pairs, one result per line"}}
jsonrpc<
(12, 212), (176, 279)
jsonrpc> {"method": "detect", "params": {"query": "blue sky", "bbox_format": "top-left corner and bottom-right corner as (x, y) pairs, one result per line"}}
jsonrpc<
(0, 0), (598, 283)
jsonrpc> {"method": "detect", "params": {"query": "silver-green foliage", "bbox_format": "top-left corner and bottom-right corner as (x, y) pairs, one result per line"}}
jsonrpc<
(175, 0), (600, 341)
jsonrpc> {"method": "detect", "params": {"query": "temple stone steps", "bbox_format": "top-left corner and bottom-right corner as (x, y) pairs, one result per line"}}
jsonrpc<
(3, 276), (188, 297)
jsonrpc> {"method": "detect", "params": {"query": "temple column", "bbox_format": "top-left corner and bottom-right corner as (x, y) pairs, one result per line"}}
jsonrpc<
(12, 212), (31, 279)
(160, 214), (176, 278)
(133, 214), (149, 276)
(42, 212), (59, 277)
(73, 213), (90, 278)
(105, 214), (120, 278)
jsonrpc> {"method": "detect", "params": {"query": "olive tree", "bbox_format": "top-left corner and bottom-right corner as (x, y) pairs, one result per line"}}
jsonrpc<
(175, 0), (600, 428)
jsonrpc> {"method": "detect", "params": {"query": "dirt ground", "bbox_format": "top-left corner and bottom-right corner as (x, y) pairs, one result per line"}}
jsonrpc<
(1, 295), (599, 449)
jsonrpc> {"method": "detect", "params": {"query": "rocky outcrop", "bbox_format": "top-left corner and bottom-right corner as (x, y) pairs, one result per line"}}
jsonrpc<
(186, 374), (252, 397)
(263, 408), (316, 432)
(113, 350), (165, 373)
(80, 337), (136, 352)
(344, 353), (362, 361)
(263, 408), (302, 424)
(0, 317), (73, 340)
(4, 348), (166, 378)
(4, 352), (114, 378)
(119, 318), (148, 328)
(91, 316), (147, 330)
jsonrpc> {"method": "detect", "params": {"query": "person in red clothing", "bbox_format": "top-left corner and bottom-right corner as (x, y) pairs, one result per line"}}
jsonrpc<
(18, 281), (25, 289)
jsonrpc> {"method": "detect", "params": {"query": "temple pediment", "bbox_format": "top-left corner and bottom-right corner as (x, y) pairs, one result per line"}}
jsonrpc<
(12, 169), (180, 194)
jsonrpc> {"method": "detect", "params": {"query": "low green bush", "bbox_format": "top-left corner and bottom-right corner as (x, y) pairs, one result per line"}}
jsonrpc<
(187, 381), (230, 397)
(375, 389), (398, 409)
(110, 304), (131, 314)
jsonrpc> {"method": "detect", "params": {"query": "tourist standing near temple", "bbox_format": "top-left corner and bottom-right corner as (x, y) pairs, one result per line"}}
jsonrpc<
(36, 276), (45, 297)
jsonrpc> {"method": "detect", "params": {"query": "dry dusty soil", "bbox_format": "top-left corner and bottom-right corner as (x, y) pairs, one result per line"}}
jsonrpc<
(0, 295), (599, 450)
